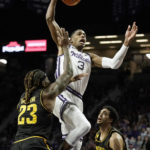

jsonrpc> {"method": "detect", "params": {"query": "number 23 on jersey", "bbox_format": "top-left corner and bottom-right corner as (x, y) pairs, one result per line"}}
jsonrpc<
(18, 104), (37, 125)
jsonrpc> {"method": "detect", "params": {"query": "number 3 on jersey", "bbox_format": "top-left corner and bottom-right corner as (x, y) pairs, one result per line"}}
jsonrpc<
(18, 104), (37, 125)
(78, 61), (84, 70)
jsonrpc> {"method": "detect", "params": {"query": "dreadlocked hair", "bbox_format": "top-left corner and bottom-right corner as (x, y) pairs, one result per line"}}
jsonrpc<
(23, 69), (46, 104)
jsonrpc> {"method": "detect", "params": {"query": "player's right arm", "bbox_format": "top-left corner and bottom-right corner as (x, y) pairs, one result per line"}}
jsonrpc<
(42, 28), (73, 111)
(46, 0), (63, 55)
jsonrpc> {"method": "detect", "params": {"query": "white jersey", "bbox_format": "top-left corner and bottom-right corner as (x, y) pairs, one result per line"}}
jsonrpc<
(55, 45), (91, 95)
(53, 45), (91, 119)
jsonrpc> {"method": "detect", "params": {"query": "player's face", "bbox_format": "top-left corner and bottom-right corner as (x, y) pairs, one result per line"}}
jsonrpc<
(97, 108), (112, 126)
(71, 30), (86, 51)
(42, 76), (50, 88)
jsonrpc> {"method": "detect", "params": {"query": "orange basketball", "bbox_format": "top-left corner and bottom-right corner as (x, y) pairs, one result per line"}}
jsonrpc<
(61, 0), (81, 6)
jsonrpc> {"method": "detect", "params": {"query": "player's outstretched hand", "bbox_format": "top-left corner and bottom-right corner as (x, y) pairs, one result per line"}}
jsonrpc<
(124, 22), (138, 46)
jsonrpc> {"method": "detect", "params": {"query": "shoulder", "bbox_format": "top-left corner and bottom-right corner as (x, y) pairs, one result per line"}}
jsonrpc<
(110, 132), (123, 142)
(109, 132), (125, 150)
(87, 52), (102, 60)
(87, 52), (94, 57)
(86, 52), (94, 62)
(83, 52), (91, 57)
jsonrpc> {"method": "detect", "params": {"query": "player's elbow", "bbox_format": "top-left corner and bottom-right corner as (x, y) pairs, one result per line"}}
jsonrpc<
(110, 60), (122, 69)
(46, 14), (53, 23)
(68, 69), (73, 78)
(110, 64), (120, 69)
(66, 65), (73, 77)
(64, 70), (73, 81)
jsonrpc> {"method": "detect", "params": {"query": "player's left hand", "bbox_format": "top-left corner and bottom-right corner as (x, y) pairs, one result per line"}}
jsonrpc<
(124, 22), (138, 46)
(70, 73), (88, 82)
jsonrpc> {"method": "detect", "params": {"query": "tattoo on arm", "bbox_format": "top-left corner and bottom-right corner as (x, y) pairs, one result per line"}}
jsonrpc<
(49, 73), (72, 98)
(44, 45), (73, 99)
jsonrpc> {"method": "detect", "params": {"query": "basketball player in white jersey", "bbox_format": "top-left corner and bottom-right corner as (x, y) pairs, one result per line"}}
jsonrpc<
(46, 0), (138, 150)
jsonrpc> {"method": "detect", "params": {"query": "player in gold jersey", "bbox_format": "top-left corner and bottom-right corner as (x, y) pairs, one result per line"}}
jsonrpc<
(95, 105), (127, 150)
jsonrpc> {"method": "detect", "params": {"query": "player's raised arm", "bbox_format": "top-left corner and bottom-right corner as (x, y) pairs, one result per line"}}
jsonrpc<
(46, 0), (62, 49)
(89, 22), (138, 69)
(43, 28), (72, 100)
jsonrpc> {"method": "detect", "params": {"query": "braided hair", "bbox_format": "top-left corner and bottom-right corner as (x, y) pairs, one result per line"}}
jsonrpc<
(23, 69), (46, 104)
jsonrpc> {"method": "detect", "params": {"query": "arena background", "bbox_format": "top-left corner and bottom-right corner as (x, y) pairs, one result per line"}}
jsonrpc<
(0, 0), (150, 150)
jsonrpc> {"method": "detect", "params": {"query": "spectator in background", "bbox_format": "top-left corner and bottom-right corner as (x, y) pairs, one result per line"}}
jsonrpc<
(146, 137), (150, 150)
(136, 135), (143, 150)
(141, 136), (149, 150)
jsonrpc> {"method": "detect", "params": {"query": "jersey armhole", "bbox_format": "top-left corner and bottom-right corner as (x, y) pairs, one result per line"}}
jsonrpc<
(85, 52), (93, 67)
(58, 47), (64, 56)
(40, 90), (50, 112)
(58, 54), (64, 57)
(17, 103), (19, 110)
(108, 130), (124, 150)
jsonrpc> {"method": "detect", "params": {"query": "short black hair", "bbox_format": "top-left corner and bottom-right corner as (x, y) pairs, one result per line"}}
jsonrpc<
(102, 105), (119, 125)
(70, 29), (85, 38)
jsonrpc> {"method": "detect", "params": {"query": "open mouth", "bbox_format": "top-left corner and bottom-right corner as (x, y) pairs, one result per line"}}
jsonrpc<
(97, 118), (102, 122)
(79, 39), (85, 44)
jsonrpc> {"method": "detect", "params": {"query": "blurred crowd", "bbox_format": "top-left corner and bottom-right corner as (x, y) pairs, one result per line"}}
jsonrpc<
(0, 55), (150, 150)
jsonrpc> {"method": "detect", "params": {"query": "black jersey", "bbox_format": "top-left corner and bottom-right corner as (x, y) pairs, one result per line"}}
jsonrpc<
(15, 89), (52, 141)
(95, 127), (127, 150)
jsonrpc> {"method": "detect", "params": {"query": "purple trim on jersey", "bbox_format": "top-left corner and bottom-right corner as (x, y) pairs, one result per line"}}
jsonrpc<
(54, 58), (58, 79)
(55, 57), (61, 79)
(66, 86), (82, 100)
(58, 94), (67, 102)
(70, 51), (91, 63)
(62, 134), (83, 141)
(58, 54), (64, 57)
(62, 134), (68, 139)
(58, 57), (60, 78)
(62, 134), (68, 136)
(58, 95), (69, 121)
(56, 56), (83, 100)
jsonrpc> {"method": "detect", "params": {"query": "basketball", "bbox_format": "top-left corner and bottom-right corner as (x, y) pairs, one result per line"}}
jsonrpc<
(61, 0), (81, 6)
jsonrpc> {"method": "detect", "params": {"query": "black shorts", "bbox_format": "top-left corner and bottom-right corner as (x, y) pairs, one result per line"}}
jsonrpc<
(10, 136), (52, 150)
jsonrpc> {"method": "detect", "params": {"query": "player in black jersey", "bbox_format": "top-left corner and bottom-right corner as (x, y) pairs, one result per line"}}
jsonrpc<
(95, 105), (127, 150)
(11, 28), (85, 150)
